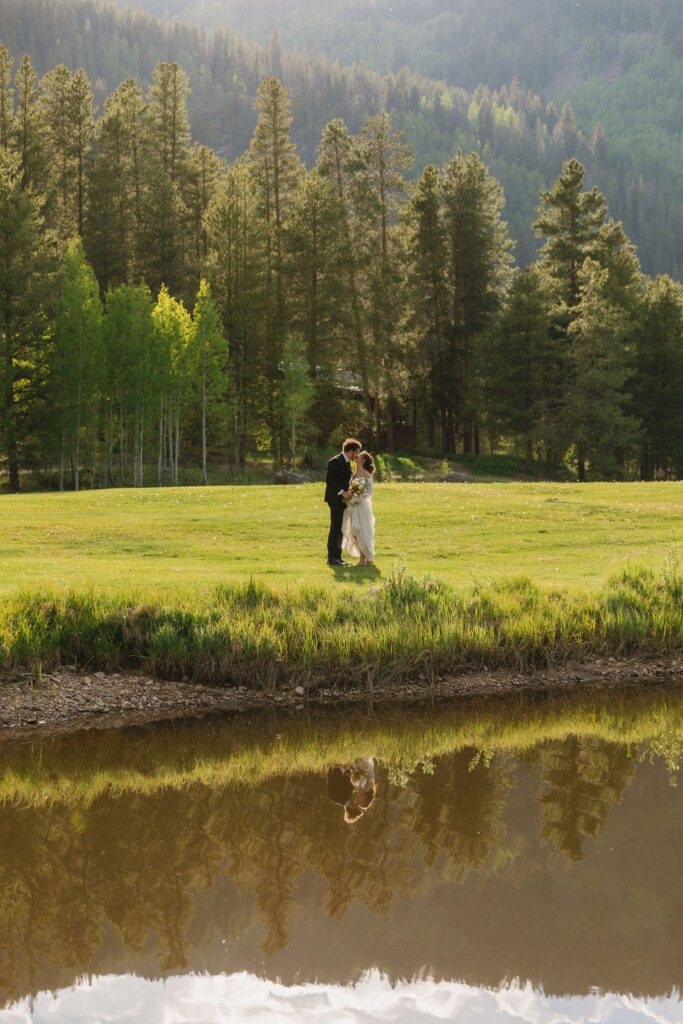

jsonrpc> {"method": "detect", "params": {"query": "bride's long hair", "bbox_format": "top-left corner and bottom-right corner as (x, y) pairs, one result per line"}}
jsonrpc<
(359, 451), (375, 475)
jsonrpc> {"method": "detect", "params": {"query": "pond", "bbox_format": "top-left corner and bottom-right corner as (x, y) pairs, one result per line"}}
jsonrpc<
(0, 686), (682, 1022)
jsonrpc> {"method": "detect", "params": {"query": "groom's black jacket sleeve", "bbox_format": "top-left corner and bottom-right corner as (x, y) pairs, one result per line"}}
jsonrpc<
(324, 454), (351, 504)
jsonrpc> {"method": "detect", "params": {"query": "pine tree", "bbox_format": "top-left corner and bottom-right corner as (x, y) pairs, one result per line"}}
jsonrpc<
(40, 66), (96, 239)
(563, 259), (638, 479)
(552, 100), (579, 157)
(401, 163), (450, 449)
(247, 77), (303, 464)
(316, 117), (372, 406)
(631, 275), (683, 479)
(0, 46), (15, 152)
(147, 62), (191, 186)
(144, 62), (192, 297)
(14, 54), (48, 192)
(69, 69), (97, 238)
(283, 171), (349, 374)
(534, 161), (643, 478)
(477, 267), (557, 474)
(441, 149), (514, 452)
(187, 142), (223, 275)
(85, 80), (145, 289)
(357, 113), (413, 449)
(189, 280), (227, 485)
(534, 158), (607, 308)
(0, 152), (57, 489)
(205, 163), (266, 471)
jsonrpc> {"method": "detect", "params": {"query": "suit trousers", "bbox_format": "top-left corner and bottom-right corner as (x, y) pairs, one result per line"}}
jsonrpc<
(327, 499), (345, 561)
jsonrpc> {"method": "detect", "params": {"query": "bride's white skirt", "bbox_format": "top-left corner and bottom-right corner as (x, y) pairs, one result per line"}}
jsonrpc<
(342, 498), (375, 562)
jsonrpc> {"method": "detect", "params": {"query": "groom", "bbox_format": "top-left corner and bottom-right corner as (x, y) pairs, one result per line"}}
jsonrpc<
(324, 437), (361, 565)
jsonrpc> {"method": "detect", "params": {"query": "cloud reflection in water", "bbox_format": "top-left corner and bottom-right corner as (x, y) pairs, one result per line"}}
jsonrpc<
(1, 972), (682, 1024)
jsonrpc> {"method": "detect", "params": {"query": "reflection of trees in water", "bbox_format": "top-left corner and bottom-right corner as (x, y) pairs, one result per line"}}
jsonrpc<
(529, 738), (636, 861)
(0, 740), (637, 1003)
(394, 750), (516, 882)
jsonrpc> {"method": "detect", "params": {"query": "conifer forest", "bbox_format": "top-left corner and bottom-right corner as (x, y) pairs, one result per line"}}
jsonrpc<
(0, 0), (681, 489)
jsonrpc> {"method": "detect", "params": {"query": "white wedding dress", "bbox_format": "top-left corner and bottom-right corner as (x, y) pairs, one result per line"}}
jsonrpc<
(342, 475), (375, 562)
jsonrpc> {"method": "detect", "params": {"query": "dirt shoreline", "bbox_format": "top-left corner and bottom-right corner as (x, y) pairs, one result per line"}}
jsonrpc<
(1, 654), (682, 741)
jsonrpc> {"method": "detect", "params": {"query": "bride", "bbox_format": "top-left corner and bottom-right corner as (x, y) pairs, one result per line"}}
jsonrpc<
(342, 450), (375, 566)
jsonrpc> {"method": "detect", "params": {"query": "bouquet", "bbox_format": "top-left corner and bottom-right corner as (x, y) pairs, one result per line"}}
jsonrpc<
(346, 478), (367, 505)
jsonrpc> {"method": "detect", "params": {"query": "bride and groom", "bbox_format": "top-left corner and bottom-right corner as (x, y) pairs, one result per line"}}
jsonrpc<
(324, 438), (376, 567)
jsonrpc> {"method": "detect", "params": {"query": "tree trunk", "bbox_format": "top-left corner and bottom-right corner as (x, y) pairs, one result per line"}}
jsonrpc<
(107, 407), (114, 488)
(139, 418), (144, 487)
(72, 434), (79, 490)
(166, 399), (173, 481)
(174, 406), (180, 484)
(525, 436), (534, 476)
(132, 410), (138, 488)
(291, 407), (296, 472)
(4, 337), (19, 491)
(119, 402), (125, 485)
(73, 378), (81, 491)
(462, 410), (473, 454)
(158, 398), (164, 485)
(202, 368), (208, 485)
(58, 432), (64, 492)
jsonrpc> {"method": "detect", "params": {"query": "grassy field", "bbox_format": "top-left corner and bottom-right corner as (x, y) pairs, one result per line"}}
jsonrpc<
(0, 481), (681, 685)
(0, 480), (681, 596)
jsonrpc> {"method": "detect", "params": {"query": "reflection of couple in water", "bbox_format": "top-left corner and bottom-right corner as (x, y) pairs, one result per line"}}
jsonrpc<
(327, 757), (377, 823)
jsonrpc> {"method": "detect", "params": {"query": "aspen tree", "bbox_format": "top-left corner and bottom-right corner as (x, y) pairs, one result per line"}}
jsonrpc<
(190, 280), (227, 485)
(52, 239), (103, 490)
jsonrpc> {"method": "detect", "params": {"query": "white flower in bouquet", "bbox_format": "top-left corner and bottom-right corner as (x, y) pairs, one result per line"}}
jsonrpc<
(347, 478), (367, 505)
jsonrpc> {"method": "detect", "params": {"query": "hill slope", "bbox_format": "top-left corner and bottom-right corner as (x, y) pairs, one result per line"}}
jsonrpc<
(0, 0), (680, 274)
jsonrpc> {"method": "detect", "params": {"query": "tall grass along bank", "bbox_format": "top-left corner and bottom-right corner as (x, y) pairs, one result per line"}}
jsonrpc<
(1, 561), (682, 691)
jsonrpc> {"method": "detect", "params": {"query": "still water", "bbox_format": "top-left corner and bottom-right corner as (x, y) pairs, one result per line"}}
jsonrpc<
(0, 689), (682, 1022)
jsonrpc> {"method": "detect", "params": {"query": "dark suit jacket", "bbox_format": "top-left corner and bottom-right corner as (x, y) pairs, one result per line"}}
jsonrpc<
(324, 452), (352, 505)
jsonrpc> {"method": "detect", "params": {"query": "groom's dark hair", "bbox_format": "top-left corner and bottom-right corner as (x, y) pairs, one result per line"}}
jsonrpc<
(342, 438), (361, 453)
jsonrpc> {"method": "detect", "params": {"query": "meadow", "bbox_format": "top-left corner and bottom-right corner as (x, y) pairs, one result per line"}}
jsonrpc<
(0, 481), (681, 687)
(1, 480), (681, 595)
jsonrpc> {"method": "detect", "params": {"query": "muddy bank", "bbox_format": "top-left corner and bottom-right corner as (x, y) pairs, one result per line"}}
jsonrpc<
(0, 655), (682, 741)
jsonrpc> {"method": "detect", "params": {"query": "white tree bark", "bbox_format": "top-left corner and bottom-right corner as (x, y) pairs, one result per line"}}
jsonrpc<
(202, 361), (208, 485)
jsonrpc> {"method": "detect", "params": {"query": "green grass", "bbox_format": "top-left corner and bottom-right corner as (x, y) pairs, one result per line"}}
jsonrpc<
(0, 480), (681, 595)
(1, 685), (681, 806)
(0, 558), (681, 688)
(0, 482), (681, 687)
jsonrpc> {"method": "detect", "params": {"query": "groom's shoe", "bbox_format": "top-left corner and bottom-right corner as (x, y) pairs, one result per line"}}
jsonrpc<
(327, 558), (349, 566)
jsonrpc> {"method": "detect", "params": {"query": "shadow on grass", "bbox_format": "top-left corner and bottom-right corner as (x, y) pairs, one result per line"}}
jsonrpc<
(328, 564), (382, 585)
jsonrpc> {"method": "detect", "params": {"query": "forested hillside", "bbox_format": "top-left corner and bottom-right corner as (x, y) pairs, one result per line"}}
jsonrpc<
(114, 0), (683, 278)
(124, 0), (682, 90)
(0, 0), (680, 275)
